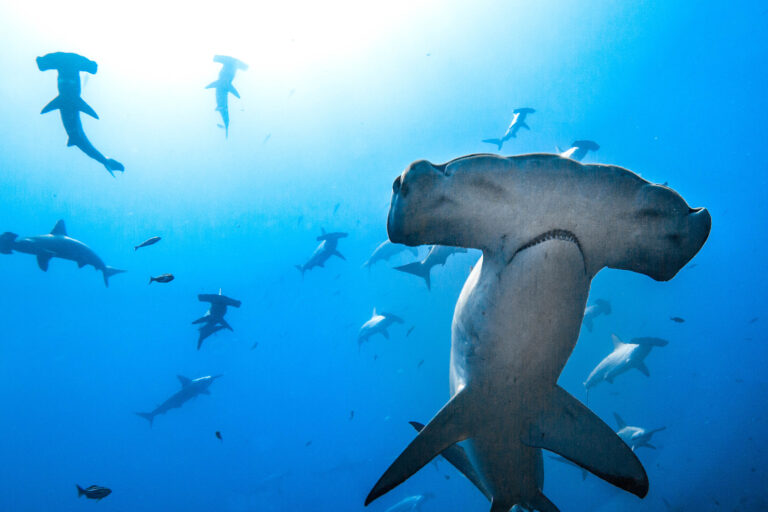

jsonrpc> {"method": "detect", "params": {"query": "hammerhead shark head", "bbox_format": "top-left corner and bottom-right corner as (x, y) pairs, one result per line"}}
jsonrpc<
(366, 153), (710, 512)
(0, 220), (124, 287)
(206, 55), (248, 137)
(558, 140), (600, 162)
(36, 52), (124, 176)
(192, 290), (241, 350)
(135, 374), (222, 427)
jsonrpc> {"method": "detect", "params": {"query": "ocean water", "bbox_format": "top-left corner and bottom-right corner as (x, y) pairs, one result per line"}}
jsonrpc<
(0, 1), (765, 511)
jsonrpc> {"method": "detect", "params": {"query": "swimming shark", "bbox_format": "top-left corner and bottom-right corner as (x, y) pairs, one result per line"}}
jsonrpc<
(584, 334), (669, 391)
(358, 308), (405, 347)
(582, 299), (611, 332)
(0, 220), (124, 287)
(295, 230), (348, 276)
(363, 240), (419, 268)
(384, 493), (435, 512)
(366, 153), (710, 511)
(614, 413), (666, 451)
(193, 290), (241, 350)
(482, 108), (535, 151)
(394, 245), (467, 290)
(206, 55), (248, 138)
(558, 140), (600, 162)
(135, 374), (222, 427)
(36, 52), (124, 176)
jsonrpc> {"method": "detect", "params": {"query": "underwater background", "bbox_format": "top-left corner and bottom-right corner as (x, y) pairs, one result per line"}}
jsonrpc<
(0, 1), (766, 511)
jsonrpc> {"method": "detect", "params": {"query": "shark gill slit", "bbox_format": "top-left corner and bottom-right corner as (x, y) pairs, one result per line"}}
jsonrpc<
(507, 229), (587, 273)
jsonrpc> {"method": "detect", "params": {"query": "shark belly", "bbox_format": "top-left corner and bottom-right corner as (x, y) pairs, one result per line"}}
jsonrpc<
(449, 239), (590, 508)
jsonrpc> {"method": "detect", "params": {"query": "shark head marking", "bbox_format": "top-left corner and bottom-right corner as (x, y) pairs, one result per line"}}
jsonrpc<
(36, 52), (97, 75)
(387, 153), (711, 281)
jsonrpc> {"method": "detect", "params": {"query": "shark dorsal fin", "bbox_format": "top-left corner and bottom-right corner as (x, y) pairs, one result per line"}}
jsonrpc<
(50, 220), (67, 236)
(611, 334), (625, 350)
(373, 307), (377, 317)
(177, 375), (192, 387)
(613, 412), (627, 429)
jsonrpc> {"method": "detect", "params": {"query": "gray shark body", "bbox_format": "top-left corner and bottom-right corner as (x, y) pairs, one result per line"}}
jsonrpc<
(394, 245), (467, 290)
(136, 375), (221, 427)
(614, 413), (666, 451)
(206, 55), (247, 138)
(0, 220), (124, 287)
(192, 291), (241, 349)
(363, 240), (419, 268)
(584, 334), (668, 390)
(366, 153), (710, 511)
(558, 140), (600, 162)
(295, 230), (348, 275)
(384, 493), (434, 512)
(358, 308), (404, 347)
(582, 298), (611, 332)
(36, 52), (124, 176)
(482, 108), (536, 151)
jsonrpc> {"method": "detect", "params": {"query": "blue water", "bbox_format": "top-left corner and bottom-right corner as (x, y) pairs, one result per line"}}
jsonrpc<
(0, 1), (765, 511)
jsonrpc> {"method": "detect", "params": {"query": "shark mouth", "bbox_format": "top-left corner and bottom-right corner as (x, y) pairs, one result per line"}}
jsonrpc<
(509, 229), (586, 270)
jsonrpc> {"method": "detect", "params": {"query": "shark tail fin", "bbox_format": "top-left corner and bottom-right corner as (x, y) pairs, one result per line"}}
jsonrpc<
(613, 412), (627, 429)
(365, 388), (471, 505)
(76, 484), (86, 497)
(523, 386), (648, 498)
(394, 262), (431, 290)
(135, 412), (154, 427)
(0, 232), (17, 254)
(481, 138), (503, 151)
(102, 267), (125, 287)
(104, 158), (124, 176)
(294, 265), (305, 278)
(583, 316), (593, 332)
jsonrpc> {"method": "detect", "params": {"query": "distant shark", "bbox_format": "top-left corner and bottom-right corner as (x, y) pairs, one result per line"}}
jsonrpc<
(206, 55), (247, 138)
(558, 140), (600, 162)
(582, 298), (611, 332)
(295, 229), (347, 276)
(482, 108), (535, 151)
(136, 374), (222, 427)
(384, 492), (435, 512)
(614, 413), (666, 451)
(394, 245), (467, 290)
(192, 290), (241, 349)
(363, 240), (418, 269)
(358, 308), (404, 347)
(36, 52), (124, 176)
(584, 334), (669, 391)
(0, 220), (124, 287)
(366, 153), (710, 512)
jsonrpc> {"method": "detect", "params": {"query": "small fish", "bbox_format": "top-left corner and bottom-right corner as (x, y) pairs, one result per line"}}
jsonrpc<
(215, 431), (223, 441)
(77, 485), (111, 501)
(263, 133), (271, 144)
(349, 410), (355, 421)
(297, 215), (303, 226)
(406, 326), (415, 337)
(305, 440), (312, 447)
(749, 317), (759, 324)
(333, 202), (341, 214)
(670, 316), (685, 323)
(417, 359), (424, 368)
(251, 341), (259, 350)
(135, 236), (161, 251)
(149, 273), (174, 284)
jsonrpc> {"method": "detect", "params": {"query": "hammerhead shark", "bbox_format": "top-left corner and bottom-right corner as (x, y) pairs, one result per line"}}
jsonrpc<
(394, 245), (467, 290)
(482, 108), (535, 151)
(36, 52), (124, 176)
(584, 334), (669, 391)
(135, 374), (222, 427)
(206, 55), (248, 137)
(366, 153), (710, 511)
(558, 140), (600, 162)
(295, 230), (348, 276)
(192, 290), (241, 350)
(0, 220), (124, 287)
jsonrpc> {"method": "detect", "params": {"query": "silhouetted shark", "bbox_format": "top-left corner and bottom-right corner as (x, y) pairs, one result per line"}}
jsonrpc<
(206, 55), (247, 137)
(135, 375), (222, 427)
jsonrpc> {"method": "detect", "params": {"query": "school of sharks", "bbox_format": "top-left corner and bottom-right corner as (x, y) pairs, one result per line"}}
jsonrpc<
(14, 14), (760, 506)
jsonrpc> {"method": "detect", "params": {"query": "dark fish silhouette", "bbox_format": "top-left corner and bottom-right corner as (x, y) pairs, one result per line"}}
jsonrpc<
(135, 236), (161, 251)
(36, 52), (124, 176)
(215, 431), (223, 441)
(0, 220), (124, 287)
(670, 316), (685, 323)
(251, 341), (259, 350)
(406, 326), (416, 337)
(149, 273), (174, 284)
(206, 55), (247, 137)
(192, 290), (241, 349)
(350, 410), (355, 420)
(481, 107), (535, 151)
(417, 359), (424, 368)
(295, 229), (348, 276)
(748, 317), (759, 324)
(77, 484), (111, 501)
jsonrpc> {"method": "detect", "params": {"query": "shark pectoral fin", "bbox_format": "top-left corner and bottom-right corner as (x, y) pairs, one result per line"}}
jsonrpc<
(366, 388), (472, 505)
(36, 251), (55, 271)
(528, 493), (559, 512)
(644, 443), (656, 450)
(66, 138), (76, 147)
(77, 260), (86, 268)
(40, 96), (64, 114)
(523, 386), (648, 498)
(490, 499), (512, 512)
(228, 83), (240, 98)
(519, 121), (530, 130)
(381, 330), (390, 340)
(205, 80), (219, 89)
(219, 318), (233, 331)
(177, 375), (192, 387)
(332, 249), (346, 260)
(409, 421), (492, 500)
(613, 412), (627, 430)
(75, 97), (99, 119)
(635, 362), (650, 377)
